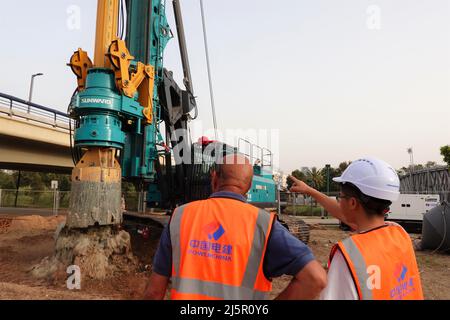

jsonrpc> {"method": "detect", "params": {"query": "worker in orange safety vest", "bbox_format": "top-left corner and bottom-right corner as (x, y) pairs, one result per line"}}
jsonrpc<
(145, 153), (327, 300)
(289, 157), (423, 300)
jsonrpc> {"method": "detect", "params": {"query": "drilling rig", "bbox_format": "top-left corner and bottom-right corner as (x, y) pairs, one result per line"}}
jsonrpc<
(32, 0), (308, 280)
(66, 0), (200, 229)
(32, 0), (207, 280)
(65, 0), (283, 229)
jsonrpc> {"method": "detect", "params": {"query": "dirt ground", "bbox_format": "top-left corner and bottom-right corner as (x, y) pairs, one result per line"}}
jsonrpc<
(0, 214), (449, 300)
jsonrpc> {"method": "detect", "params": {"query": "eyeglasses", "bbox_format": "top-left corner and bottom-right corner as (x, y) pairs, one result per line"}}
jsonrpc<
(335, 194), (352, 202)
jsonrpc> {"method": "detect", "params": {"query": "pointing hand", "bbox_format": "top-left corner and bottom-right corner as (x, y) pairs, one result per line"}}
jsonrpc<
(288, 176), (313, 195)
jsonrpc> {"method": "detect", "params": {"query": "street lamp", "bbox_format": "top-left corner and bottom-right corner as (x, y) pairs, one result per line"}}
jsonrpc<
(28, 73), (44, 112)
(407, 147), (414, 172)
(322, 164), (331, 219)
(325, 164), (331, 195)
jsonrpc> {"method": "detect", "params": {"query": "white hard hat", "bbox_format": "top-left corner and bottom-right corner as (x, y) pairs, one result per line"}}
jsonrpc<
(333, 157), (400, 202)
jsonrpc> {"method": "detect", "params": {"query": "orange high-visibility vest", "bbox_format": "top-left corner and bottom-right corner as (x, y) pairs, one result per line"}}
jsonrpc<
(169, 197), (276, 300)
(329, 224), (424, 300)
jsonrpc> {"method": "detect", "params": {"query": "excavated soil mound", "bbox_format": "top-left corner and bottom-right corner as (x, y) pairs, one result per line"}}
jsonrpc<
(0, 218), (12, 234)
(31, 226), (138, 281)
(0, 215), (65, 235)
(0, 282), (113, 300)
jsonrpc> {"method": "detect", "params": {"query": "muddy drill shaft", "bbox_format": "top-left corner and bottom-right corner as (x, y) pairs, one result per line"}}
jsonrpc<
(67, 148), (122, 228)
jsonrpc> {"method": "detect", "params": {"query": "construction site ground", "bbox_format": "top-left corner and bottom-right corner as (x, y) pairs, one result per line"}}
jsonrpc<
(0, 213), (449, 300)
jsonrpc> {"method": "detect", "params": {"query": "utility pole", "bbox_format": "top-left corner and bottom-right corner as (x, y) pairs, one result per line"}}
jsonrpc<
(325, 164), (330, 195)
(276, 172), (282, 215)
(407, 147), (414, 172)
(322, 164), (331, 219)
(28, 73), (44, 112)
(14, 171), (21, 208)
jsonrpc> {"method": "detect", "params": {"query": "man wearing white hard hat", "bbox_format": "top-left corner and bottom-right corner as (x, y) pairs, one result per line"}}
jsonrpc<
(289, 157), (424, 300)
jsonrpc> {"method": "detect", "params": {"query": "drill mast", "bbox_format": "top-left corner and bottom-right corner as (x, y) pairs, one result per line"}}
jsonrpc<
(67, 0), (196, 228)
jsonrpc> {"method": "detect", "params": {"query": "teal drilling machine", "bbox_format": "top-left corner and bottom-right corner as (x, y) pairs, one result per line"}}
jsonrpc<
(66, 0), (277, 230)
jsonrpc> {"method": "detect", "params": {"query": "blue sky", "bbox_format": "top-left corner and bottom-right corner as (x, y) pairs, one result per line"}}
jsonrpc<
(0, 0), (449, 172)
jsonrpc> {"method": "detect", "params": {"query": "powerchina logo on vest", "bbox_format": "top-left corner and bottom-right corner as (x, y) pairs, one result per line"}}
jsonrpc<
(187, 221), (233, 262)
(390, 263), (416, 299)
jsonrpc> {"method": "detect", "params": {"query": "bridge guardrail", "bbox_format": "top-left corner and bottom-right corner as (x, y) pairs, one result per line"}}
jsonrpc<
(0, 92), (73, 131)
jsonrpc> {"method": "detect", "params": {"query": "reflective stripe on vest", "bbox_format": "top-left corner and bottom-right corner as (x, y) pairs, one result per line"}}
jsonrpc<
(339, 237), (373, 300)
(171, 277), (267, 300)
(330, 225), (424, 300)
(170, 204), (273, 300)
(170, 204), (187, 278)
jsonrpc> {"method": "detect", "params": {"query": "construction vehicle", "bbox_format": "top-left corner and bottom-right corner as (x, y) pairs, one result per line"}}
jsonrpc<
(66, 0), (309, 243)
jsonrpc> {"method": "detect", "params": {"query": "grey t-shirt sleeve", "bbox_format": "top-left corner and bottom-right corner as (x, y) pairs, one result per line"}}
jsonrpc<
(263, 220), (315, 278)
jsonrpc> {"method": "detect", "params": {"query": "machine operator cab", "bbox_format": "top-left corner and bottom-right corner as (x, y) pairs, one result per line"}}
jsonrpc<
(187, 136), (277, 209)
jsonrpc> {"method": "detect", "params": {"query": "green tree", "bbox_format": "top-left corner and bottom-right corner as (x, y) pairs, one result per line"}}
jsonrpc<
(122, 182), (136, 193)
(59, 175), (71, 191)
(425, 161), (436, 169)
(337, 161), (351, 175)
(397, 167), (408, 176)
(286, 169), (306, 189)
(41, 173), (71, 191)
(441, 145), (450, 166)
(10, 171), (72, 191)
(306, 167), (324, 190)
(304, 167), (324, 207)
(411, 164), (424, 171)
(320, 165), (341, 192)
(30, 173), (45, 190)
(0, 170), (15, 189)
(288, 163), (350, 193)
(11, 171), (39, 189)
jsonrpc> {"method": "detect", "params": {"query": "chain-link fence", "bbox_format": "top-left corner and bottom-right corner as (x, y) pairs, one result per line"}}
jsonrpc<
(0, 189), (70, 209)
(279, 191), (339, 217)
(122, 191), (149, 213)
(2, 188), (445, 216)
(0, 189), (145, 214)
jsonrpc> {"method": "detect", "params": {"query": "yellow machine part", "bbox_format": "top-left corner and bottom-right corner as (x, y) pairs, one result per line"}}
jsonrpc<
(138, 65), (155, 124)
(94, 0), (119, 68)
(68, 0), (156, 122)
(107, 39), (135, 94)
(72, 148), (121, 183)
(108, 39), (155, 124)
(67, 49), (93, 91)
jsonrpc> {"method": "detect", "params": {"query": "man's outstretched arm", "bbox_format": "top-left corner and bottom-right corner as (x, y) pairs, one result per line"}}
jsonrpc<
(288, 176), (357, 230)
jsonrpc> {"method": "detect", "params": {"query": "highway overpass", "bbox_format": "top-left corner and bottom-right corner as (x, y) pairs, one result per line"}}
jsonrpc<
(0, 93), (73, 173)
